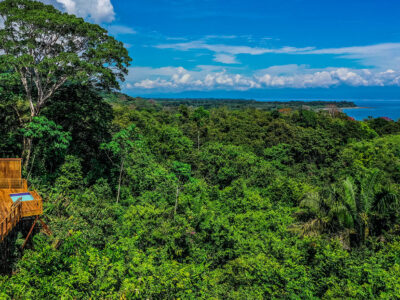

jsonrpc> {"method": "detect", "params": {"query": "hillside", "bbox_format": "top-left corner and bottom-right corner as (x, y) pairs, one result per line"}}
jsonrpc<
(2, 90), (400, 298)
(103, 92), (357, 110)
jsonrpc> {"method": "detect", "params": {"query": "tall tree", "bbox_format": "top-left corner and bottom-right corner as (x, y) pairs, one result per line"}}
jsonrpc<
(191, 107), (209, 151)
(0, 0), (131, 165)
(101, 124), (140, 203)
(171, 161), (191, 217)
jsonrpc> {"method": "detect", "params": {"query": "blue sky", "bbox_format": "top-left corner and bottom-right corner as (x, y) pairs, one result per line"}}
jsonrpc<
(46, 0), (400, 99)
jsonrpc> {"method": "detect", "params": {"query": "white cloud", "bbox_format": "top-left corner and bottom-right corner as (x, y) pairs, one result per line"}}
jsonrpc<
(166, 37), (188, 41)
(156, 40), (314, 64)
(55, 0), (76, 12)
(40, 0), (115, 23)
(157, 40), (314, 55)
(255, 67), (386, 88)
(127, 66), (260, 91)
(134, 78), (175, 89)
(124, 65), (400, 92)
(156, 39), (400, 69)
(214, 54), (239, 64)
(205, 35), (238, 40)
(107, 25), (137, 35)
(301, 43), (400, 70)
(305, 43), (400, 56)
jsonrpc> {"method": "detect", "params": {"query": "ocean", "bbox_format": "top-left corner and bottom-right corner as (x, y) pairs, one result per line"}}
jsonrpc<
(343, 100), (400, 121)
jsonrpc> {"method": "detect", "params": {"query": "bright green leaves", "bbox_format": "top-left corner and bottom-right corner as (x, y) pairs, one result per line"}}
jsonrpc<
(171, 161), (191, 182)
(152, 125), (194, 161)
(22, 116), (71, 150)
(101, 124), (140, 158)
(339, 134), (400, 182)
(192, 106), (210, 126)
(22, 116), (71, 163)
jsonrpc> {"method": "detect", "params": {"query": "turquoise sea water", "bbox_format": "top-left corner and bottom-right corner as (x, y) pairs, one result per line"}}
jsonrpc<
(343, 100), (400, 121)
(256, 99), (400, 121)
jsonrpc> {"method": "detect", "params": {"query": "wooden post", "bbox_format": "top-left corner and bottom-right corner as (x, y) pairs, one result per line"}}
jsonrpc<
(22, 216), (39, 249)
(38, 218), (52, 236)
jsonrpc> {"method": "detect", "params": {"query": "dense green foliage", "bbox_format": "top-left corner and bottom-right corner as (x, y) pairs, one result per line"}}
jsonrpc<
(1, 93), (400, 298)
(1, 2), (400, 299)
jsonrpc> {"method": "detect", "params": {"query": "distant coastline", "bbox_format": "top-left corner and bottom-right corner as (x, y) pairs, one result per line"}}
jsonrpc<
(340, 106), (372, 110)
(104, 93), (357, 110)
(343, 100), (400, 121)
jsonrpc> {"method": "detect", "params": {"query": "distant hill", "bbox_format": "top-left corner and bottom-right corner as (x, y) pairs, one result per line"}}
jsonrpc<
(103, 92), (356, 111)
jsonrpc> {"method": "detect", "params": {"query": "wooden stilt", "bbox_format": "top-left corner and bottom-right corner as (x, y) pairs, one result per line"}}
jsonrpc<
(38, 217), (52, 236)
(22, 216), (38, 249)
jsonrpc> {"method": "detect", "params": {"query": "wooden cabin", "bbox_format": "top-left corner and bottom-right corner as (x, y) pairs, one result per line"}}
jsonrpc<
(0, 158), (43, 242)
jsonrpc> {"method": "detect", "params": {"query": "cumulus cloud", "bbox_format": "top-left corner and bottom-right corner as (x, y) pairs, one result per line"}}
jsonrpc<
(127, 66), (260, 91)
(124, 65), (400, 92)
(40, 0), (115, 23)
(256, 67), (400, 88)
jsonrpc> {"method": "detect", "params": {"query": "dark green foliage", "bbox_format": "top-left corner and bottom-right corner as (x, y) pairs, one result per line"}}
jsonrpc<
(44, 84), (114, 181)
(22, 116), (71, 176)
(0, 69), (28, 157)
(55, 155), (84, 191)
(366, 117), (400, 135)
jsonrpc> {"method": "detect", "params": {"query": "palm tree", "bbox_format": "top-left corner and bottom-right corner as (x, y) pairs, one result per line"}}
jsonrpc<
(293, 184), (357, 249)
(292, 191), (329, 237)
(372, 184), (400, 235)
(294, 170), (388, 248)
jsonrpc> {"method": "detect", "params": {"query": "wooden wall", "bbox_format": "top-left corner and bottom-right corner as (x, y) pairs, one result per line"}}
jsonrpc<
(0, 159), (22, 179)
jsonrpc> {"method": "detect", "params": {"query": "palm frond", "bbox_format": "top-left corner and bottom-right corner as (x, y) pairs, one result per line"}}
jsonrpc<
(342, 177), (357, 216)
(299, 191), (321, 214)
(360, 169), (381, 213)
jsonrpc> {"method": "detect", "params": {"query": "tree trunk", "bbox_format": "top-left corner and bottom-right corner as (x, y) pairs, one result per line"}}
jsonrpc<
(22, 100), (36, 170)
(23, 136), (33, 170)
(197, 130), (200, 151)
(18, 67), (67, 169)
(116, 158), (124, 203)
(174, 184), (180, 217)
(27, 153), (36, 183)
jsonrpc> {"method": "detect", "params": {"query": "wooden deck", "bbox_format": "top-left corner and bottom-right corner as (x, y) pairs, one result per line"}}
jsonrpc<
(0, 159), (43, 242)
(0, 188), (43, 241)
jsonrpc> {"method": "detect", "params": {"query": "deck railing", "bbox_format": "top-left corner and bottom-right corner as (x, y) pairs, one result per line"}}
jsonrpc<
(0, 190), (43, 241)
(0, 179), (28, 190)
(0, 199), (22, 242)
